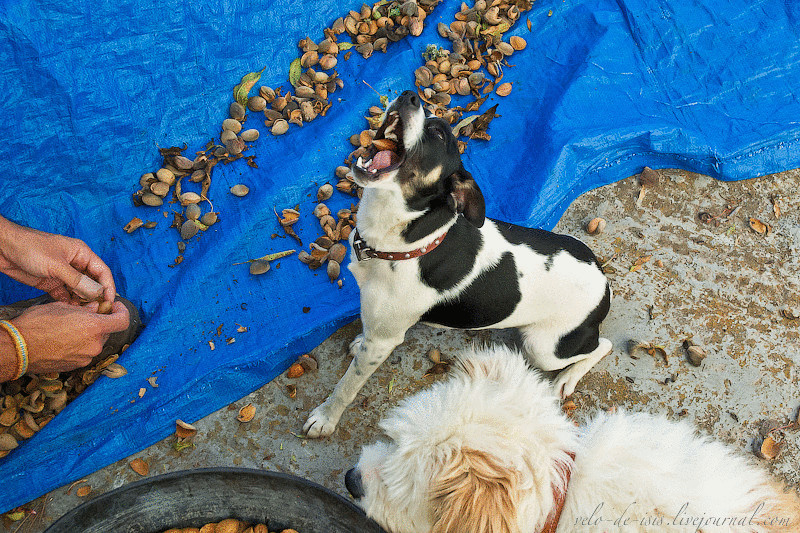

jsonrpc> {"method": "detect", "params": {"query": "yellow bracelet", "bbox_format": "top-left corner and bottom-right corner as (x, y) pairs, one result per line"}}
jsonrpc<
(0, 320), (28, 380)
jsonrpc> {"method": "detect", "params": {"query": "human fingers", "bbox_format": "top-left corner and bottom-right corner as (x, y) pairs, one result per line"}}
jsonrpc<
(93, 300), (131, 334)
(68, 241), (117, 301)
(73, 273), (104, 301)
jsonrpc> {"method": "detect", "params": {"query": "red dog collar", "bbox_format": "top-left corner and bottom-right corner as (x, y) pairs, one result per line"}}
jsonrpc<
(352, 229), (448, 261)
(539, 451), (576, 533)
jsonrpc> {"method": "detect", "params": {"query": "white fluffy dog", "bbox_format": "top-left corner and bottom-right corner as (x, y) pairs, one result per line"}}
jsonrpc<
(346, 345), (800, 533)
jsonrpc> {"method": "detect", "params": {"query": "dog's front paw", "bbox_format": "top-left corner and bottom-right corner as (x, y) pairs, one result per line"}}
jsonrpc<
(303, 403), (340, 438)
(552, 372), (581, 400)
(349, 334), (365, 355)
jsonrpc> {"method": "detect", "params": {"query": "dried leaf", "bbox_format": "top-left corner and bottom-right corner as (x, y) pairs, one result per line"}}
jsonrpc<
(233, 67), (266, 107)
(286, 384), (297, 399)
(748, 217), (771, 235)
(76, 485), (92, 497)
(283, 224), (302, 245)
(469, 130), (491, 141)
(639, 166), (660, 187)
(471, 104), (500, 132)
(129, 458), (150, 476)
(237, 403), (256, 423)
(463, 95), (488, 113)
(175, 419), (197, 439)
(158, 144), (188, 158)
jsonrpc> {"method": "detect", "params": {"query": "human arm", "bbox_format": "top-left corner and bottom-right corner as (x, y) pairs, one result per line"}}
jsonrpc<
(0, 300), (130, 382)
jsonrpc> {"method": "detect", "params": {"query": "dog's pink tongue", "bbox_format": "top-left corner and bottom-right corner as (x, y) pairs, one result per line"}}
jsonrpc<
(368, 150), (398, 171)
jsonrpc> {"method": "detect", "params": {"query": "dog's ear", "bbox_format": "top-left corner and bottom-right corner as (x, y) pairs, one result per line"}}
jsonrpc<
(430, 448), (519, 533)
(446, 168), (485, 227)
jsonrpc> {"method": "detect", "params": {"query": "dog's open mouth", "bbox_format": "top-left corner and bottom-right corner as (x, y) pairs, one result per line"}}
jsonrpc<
(353, 110), (405, 180)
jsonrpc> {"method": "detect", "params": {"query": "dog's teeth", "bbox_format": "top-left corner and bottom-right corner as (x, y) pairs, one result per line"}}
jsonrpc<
(356, 156), (366, 169)
(384, 132), (398, 142)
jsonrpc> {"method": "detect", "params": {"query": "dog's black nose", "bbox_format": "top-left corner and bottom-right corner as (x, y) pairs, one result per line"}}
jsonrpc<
(398, 90), (420, 109)
(345, 467), (365, 499)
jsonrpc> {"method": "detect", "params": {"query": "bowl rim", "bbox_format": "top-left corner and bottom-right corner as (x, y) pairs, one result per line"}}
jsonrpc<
(46, 467), (381, 532)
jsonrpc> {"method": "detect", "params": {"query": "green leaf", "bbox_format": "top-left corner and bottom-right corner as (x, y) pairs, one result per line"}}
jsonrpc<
(380, 94), (389, 108)
(233, 67), (266, 107)
(172, 440), (195, 452)
(452, 114), (479, 137)
(232, 249), (297, 265)
(338, 42), (354, 51)
(289, 57), (302, 87)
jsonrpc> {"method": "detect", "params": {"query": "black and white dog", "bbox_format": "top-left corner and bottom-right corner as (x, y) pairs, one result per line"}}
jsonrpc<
(304, 90), (611, 438)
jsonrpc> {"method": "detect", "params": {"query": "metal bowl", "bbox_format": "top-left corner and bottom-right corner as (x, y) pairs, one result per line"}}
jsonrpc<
(45, 468), (385, 533)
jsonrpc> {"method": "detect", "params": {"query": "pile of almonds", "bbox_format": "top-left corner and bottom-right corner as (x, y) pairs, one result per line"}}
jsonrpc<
(296, 194), (354, 285)
(128, 1), (448, 270)
(328, 0), (441, 59)
(162, 519), (297, 533)
(0, 350), (128, 459)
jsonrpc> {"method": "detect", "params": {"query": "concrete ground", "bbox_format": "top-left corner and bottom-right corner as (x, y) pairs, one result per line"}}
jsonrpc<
(5, 167), (799, 531)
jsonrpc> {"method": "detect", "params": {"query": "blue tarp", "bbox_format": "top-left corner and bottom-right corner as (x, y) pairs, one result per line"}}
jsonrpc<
(1, 0), (800, 513)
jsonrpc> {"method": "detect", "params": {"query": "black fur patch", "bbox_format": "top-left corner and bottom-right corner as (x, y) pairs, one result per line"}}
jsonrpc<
(554, 283), (611, 359)
(420, 252), (521, 328)
(402, 201), (453, 243)
(493, 221), (600, 267)
(417, 217), (482, 291)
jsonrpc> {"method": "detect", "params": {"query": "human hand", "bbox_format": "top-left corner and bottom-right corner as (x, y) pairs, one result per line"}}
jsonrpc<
(0, 216), (116, 303)
(1, 300), (130, 380)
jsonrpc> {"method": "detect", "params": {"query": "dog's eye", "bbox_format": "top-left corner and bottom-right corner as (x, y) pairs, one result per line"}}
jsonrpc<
(429, 126), (445, 140)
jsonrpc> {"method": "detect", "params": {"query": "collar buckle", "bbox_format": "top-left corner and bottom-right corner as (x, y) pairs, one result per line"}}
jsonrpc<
(352, 235), (372, 261)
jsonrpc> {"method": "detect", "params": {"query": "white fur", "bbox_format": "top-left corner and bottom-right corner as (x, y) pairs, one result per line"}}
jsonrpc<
(353, 345), (800, 533)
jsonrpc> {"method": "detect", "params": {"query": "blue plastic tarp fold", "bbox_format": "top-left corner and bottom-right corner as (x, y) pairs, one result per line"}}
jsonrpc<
(1, 0), (800, 513)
